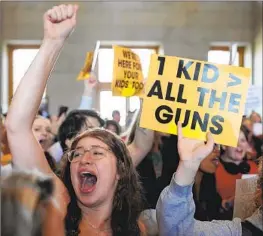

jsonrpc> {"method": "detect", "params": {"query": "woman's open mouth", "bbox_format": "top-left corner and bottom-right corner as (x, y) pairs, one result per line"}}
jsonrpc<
(39, 139), (47, 148)
(212, 157), (219, 166)
(79, 172), (97, 193)
(235, 147), (244, 157)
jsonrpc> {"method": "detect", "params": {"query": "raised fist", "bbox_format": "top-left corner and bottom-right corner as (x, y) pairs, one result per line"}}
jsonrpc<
(84, 72), (98, 90)
(43, 4), (78, 41)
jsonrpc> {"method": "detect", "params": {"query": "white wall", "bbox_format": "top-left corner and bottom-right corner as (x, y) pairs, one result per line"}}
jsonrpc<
(252, 1), (262, 85)
(1, 1), (255, 114)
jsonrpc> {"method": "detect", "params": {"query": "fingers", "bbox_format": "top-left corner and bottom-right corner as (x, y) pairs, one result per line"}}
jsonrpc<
(46, 4), (78, 23)
(67, 4), (74, 18)
(61, 5), (68, 20)
(72, 5), (79, 21)
(177, 121), (183, 140)
(205, 132), (214, 153)
(57, 113), (66, 125)
(53, 6), (62, 22)
(89, 72), (97, 82)
(50, 115), (58, 122)
(46, 8), (57, 23)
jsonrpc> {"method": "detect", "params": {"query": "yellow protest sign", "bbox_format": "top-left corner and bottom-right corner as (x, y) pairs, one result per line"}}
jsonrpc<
(112, 46), (144, 97)
(77, 52), (94, 81)
(140, 54), (251, 147)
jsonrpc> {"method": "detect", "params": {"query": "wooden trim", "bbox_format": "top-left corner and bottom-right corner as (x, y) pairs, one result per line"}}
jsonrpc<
(8, 44), (39, 50)
(209, 46), (230, 51)
(209, 45), (245, 67)
(7, 44), (40, 104)
(100, 45), (159, 53)
(98, 82), (111, 90)
(8, 46), (13, 105)
(237, 46), (245, 67)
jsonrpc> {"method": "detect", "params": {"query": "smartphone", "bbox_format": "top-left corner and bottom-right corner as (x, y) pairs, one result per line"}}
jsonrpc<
(58, 106), (68, 118)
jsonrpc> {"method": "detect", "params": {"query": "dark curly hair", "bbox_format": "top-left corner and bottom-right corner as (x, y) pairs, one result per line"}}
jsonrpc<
(58, 110), (105, 152)
(105, 119), (122, 135)
(60, 128), (143, 236)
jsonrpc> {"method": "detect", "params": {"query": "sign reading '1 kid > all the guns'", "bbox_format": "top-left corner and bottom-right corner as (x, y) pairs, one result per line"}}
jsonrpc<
(140, 54), (251, 147)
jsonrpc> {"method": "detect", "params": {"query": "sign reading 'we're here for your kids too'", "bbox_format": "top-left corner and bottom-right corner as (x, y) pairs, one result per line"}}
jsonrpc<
(140, 54), (251, 147)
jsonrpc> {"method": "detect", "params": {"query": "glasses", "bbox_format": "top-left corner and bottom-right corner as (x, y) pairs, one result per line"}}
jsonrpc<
(68, 146), (111, 163)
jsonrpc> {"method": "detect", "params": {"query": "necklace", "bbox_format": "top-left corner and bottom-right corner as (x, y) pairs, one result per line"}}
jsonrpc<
(81, 219), (112, 236)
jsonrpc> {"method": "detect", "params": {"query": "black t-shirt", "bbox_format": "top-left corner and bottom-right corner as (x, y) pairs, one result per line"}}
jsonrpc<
(136, 135), (180, 209)
(136, 153), (159, 209)
(242, 221), (263, 236)
(160, 135), (180, 187)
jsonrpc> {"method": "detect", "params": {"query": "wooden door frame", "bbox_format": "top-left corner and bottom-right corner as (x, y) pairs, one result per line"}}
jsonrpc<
(7, 44), (40, 104)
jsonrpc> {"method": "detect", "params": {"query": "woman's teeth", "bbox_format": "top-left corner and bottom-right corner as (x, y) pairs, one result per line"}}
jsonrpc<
(212, 157), (219, 165)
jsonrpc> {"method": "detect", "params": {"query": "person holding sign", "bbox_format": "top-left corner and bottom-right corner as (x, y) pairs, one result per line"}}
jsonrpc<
(156, 123), (262, 236)
(214, 125), (258, 220)
(5, 5), (147, 236)
(198, 126), (258, 221)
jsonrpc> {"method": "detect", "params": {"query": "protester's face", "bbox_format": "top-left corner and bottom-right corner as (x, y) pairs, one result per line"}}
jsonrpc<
(32, 117), (53, 151)
(113, 113), (120, 123)
(251, 113), (261, 124)
(225, 131), (248, 162)
(242, 119), (253, 132)
(106, 124), (117, 134)
(200, 145), (220, 174)
(70, 137), (119, 208)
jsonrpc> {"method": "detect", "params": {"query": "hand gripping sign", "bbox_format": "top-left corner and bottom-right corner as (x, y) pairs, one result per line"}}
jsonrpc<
(140, 54), (251, 147)
(77, 41), (100, 81)
(112, 46), (144, 97)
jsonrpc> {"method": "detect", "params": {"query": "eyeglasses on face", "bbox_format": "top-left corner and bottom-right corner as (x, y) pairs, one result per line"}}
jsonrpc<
(68, 146), (111, 163)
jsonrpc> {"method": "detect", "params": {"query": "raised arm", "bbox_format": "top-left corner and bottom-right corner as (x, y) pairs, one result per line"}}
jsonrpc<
(126, 100), (154, 167)
(5, 4), (78, 174)
(156, 123), (242, 236)
(78, 72), (98, 110)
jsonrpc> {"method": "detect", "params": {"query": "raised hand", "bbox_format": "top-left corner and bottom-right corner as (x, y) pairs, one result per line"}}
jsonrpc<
(175, 122), (214, 186)
(50, 113), (66, 136)
(44, 4), (78, 41)
(177, 122), (214, 166)
(84, 72), (98, 90)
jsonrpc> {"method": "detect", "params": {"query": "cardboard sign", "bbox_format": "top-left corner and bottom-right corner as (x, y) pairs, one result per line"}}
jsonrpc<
(244, 85), (262, 116)
(112, 46), (144, 97)
(77, 41), (100, 81)
(233, 177), (258, 220)
(77, 52), (94, 81)
(140, 54), (251, 147)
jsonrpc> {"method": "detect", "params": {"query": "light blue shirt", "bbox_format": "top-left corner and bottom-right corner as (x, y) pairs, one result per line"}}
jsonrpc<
(78, 96), (93, 110)
(156, 173), (243, 236)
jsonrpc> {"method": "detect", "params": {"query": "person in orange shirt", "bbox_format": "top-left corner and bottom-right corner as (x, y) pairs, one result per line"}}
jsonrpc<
(215, 125), (258, 220)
